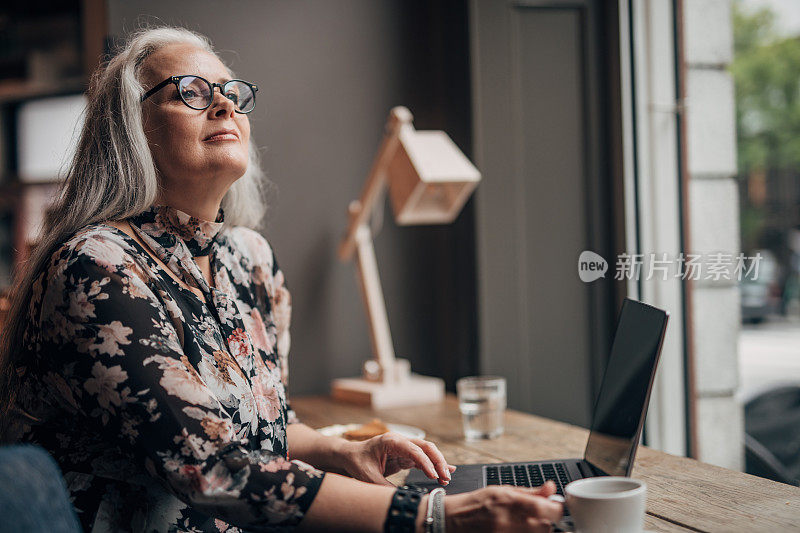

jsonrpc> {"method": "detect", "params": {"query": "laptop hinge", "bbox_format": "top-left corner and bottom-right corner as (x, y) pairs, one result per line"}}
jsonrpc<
(582, 461), (609, 477)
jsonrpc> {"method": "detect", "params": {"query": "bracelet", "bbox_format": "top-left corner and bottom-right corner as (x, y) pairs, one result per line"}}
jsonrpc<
(424, 488), (446, 533)
(384, 488), (422, 533)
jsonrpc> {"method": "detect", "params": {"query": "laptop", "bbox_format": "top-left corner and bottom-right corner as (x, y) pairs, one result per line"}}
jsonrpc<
(405, 298), (669, 523)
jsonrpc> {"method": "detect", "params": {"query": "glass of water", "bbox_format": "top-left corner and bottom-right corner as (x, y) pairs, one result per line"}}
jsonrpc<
(456, 376), (507, 439)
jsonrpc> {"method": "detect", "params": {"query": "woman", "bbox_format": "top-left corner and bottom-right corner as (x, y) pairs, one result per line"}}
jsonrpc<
(0, 27), (562, 532)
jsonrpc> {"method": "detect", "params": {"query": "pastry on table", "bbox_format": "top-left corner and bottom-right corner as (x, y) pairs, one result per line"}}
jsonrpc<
(342, 418), (390, 441)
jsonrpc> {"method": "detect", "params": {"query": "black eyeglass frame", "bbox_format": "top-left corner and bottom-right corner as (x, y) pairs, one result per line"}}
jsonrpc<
(140, 75), (259, 114)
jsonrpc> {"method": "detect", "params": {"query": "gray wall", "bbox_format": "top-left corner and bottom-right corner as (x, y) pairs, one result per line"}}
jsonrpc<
(108, 0), (478, 396)
(470, 0), (619, 427)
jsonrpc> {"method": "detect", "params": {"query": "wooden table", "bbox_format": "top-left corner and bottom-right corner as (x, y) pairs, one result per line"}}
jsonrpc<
(292, 395), (800, 532)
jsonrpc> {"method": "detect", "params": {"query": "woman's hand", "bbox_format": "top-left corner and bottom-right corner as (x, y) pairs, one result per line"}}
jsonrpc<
(444, 482), (563, 532)
(340, 432), (457, 486)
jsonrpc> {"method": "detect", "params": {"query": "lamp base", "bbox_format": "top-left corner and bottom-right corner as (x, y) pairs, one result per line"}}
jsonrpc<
(331, 374), (445, 409)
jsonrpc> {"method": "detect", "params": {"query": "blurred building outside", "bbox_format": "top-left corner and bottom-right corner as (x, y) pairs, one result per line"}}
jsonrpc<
(733, 0), (800, 399)
(730, 2), (800, 485)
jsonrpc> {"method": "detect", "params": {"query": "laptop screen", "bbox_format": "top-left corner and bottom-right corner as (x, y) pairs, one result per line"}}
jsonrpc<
(583, 299), (668, 477)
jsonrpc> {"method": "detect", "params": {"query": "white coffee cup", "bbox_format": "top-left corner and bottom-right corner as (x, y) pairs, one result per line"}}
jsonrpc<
(564, 477), (647, 533)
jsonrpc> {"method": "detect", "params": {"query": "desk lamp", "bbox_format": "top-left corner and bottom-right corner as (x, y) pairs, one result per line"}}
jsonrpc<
(333, 106), (481, 408)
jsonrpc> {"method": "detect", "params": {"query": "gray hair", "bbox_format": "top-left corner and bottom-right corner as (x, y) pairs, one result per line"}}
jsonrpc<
(0, 26), (268, 432)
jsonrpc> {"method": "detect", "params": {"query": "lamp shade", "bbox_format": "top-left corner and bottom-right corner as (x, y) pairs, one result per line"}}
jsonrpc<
(388, 130), (480, 225)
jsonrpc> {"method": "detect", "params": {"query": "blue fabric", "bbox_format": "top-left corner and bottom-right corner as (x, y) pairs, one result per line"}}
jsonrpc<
(0, 445), (82, 533)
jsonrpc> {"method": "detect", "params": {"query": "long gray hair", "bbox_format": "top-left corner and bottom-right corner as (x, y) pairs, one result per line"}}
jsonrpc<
(0, 26), (268, 431)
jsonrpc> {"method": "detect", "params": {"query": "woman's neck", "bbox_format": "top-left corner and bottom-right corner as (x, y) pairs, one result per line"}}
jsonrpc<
(193, 254), (215, 289)
(154, 194), (225, 222)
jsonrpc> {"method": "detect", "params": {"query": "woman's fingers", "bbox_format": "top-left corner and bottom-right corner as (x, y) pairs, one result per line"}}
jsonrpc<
(537, 480), (556, 496)
(526, 517), (557, 532)
(486, 486), (561, 526)
(385, 435), (439, 480)
(367, 468), (396, 486)
(509, 480), (557, 497)
(409, 438), (452, 482)
(372, 433), (456, 485)
(391, 457), (416, 470)
(356, 458), (396, 486)
(514, 492), (563, 523)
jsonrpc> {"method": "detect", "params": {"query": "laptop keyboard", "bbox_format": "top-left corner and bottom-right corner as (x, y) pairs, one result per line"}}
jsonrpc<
(485, 463), (572, 517)
(485, 463), (570, 492)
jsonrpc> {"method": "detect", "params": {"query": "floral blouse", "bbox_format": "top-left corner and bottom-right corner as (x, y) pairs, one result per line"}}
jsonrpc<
(12, 204), (325, 532)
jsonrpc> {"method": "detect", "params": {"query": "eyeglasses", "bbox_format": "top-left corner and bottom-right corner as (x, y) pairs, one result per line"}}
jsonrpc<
(141, 75), (258, 114)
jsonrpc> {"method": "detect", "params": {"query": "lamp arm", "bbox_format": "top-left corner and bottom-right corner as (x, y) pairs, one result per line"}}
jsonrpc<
(353, 224), (396, 378)
(338, 106), (414, 262)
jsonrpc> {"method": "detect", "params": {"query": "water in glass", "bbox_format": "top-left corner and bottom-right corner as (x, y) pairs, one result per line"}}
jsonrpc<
(457, 377), (506, 439)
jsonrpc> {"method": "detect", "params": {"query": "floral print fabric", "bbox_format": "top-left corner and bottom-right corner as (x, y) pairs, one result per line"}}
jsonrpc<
(132, 204), (225, 257)
(12, 204), (324, 532)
